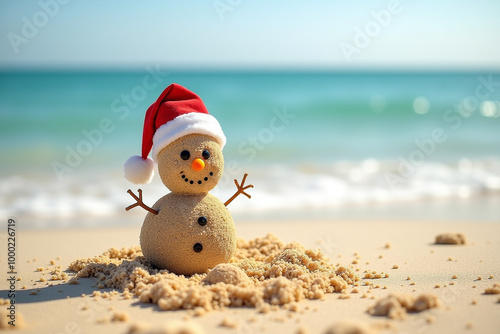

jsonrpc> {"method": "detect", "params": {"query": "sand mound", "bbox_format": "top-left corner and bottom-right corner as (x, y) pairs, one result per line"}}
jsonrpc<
(127, 320), (204, 334)
(368, 293), (441, 319)
(0, 310), (25, 330)
(69, 234), (357, 312)
(323, 321), (373, 334)
(202, 263), (250, 285)
(435, 233), (466, 245)
(484, 283), (500, 294)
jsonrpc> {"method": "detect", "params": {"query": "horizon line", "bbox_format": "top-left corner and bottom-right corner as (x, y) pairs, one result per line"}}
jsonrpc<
(1, 65), (500, 74)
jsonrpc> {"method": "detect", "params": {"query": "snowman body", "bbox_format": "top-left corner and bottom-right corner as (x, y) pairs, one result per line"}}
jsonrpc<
(138, 134), (238, 275)
(140, 192), (236, 275)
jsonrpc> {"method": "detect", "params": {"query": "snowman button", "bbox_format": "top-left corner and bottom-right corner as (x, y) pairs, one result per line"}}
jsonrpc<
(193, 243), (203, 252)
(198, 216), (207, 226)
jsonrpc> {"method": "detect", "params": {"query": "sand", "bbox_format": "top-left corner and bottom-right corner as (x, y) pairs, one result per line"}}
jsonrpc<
(435, 233), (467, 245)
(1, 220), (499, 333)
(68, 234), (356, 313)
(368, 293), (441, 319)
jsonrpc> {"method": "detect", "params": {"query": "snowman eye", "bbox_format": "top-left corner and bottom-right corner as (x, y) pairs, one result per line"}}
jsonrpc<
(193, 243), (203, 253)
(202, 150), (210, 159)
(180, 150), (190, 160)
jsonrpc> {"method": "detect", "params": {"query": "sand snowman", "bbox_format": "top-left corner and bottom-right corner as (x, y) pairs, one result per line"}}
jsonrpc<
(123, 83), (252, 275)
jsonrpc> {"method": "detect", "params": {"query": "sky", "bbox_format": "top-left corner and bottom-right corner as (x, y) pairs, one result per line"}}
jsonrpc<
(0, 0), (499, 71)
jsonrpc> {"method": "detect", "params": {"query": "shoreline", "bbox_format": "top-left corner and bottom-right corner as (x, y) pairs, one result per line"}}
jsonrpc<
(14, 192), (500, 230)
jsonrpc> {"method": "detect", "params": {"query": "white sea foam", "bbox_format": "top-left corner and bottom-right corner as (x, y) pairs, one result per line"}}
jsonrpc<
(2, 157), (499, 229)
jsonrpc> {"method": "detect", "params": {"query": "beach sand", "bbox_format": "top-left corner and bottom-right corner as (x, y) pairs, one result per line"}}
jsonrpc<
(2, 220), (499, 333)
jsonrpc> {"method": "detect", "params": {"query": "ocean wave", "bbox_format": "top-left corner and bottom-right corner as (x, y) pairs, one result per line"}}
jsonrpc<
(1, 157), (499, 228)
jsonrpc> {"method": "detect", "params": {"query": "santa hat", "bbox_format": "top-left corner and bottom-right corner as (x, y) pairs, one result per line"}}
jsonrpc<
(124, 83), (226, 184)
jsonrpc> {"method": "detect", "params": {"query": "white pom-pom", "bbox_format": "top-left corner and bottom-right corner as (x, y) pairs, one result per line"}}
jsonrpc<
(124, 155), (155, 184)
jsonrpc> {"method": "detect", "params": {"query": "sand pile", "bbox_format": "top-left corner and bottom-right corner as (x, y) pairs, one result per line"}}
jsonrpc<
(484, 283), (500, 294)
(0, 299), (25, 330)
(127, 320), (204, 334)
(69, 234), (357, 312)
(435, 233), (466, 245)
(323, 321), (374, 334)
(368, 293), (441, 320)
(127, 320), (376, 334)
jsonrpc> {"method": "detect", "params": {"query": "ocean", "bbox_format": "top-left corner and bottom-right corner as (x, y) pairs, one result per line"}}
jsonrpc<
(1, 70), (499, 229)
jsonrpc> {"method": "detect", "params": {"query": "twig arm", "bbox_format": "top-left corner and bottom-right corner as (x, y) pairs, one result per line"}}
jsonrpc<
(126, 189), (158, 215)
(224, 173), (254, 207)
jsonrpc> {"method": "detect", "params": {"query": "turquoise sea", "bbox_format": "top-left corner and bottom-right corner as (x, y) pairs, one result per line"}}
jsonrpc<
(1, 70), (499, 228)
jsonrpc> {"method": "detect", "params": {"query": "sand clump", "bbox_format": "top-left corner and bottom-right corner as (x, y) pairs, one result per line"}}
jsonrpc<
(435, 233), (466, 245)
(202, 263), (250, 285)
(69, 234), (357, 312)
(127, 321), (205, 334)
(111, 311), (130, 322)
(323, 321), (374, 334)
(0, 302), (25, 330)
(368, 293), (441, 320)
(219, 317), (239, 328)
(484, 283), (500, 294)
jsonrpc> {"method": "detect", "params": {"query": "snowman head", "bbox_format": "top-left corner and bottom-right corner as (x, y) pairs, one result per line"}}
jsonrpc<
(124, 84), (226, 186)
(157, 133), (224, 193)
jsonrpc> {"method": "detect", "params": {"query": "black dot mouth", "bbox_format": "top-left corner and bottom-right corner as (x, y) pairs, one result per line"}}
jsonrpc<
(180, 171), (214, 186)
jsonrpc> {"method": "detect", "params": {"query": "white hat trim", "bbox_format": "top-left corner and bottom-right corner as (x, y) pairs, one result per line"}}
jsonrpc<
(151, 112), (226, 161)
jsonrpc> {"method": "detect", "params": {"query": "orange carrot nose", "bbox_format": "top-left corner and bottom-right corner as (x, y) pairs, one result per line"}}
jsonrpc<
(191, 158), (205, 171)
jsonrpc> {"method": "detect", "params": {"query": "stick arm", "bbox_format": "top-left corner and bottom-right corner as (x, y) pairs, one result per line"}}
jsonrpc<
(126, 189), (158, 215)
(224, 173), (254, 207)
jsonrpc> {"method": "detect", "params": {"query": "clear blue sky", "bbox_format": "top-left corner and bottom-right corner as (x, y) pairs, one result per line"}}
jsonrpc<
(1, 0), (499, 70)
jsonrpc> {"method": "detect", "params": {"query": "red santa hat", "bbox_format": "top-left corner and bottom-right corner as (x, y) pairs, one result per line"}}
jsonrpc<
(124, 83), (226, 184)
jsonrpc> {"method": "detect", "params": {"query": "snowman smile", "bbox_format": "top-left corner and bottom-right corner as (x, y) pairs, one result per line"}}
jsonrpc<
(180, 171), (214, 185)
